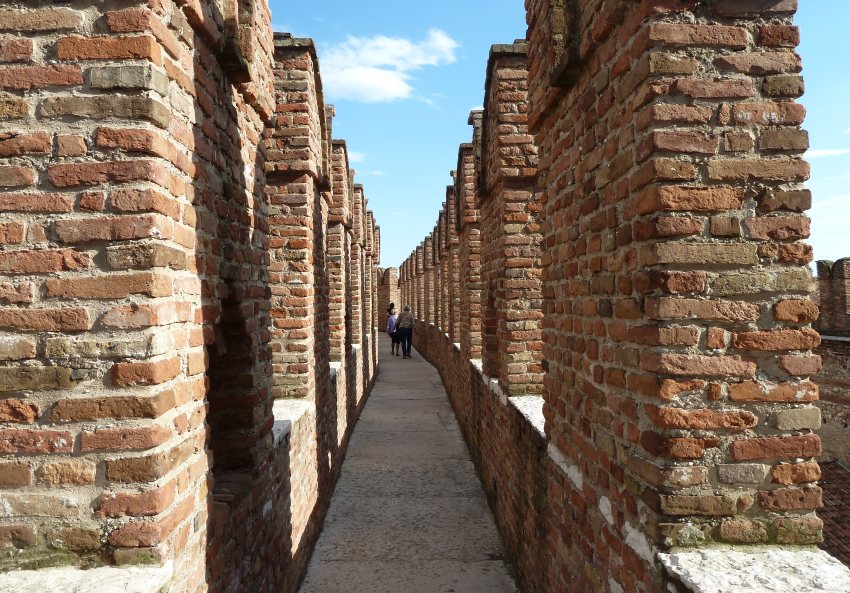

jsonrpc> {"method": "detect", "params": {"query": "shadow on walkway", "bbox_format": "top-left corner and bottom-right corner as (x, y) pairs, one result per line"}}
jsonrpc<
(299, 336), (518, 593)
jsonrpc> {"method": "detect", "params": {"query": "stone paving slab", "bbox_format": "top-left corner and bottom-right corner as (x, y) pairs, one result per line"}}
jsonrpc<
(299, 337), (517, 593)
(299, 560), (516, 593)
(339, 458), (483, 498)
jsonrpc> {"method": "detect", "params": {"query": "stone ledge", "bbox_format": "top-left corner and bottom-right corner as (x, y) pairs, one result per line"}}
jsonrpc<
(272, 399), (314, 447)
(0, 561), (172, 593)
(509, 395), (545, 437)
(659, 548), (850, 593)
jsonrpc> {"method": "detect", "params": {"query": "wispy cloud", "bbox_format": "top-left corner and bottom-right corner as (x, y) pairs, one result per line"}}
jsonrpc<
(365, 170), (385, 177)
(806, 148), (850, 159)
(843, 127), (850, 135)
(810, 194), (850, 211)
(348, 151), (366, 164)
(320, 29), (459, 103)
(805, 148), (850, 159)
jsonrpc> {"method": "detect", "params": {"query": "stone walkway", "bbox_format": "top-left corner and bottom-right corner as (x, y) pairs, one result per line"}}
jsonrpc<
(299, 336), (518, 593)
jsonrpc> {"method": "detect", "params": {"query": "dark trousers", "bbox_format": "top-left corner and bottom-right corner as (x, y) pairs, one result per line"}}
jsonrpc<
(397, 327), (413, 357)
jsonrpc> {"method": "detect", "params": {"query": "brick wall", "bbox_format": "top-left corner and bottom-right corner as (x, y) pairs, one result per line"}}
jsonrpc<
(399, 2), (822, 591)
(814, 259), (850, 464)
(0, 5), (380, 593)
(377, 267), (399, 332)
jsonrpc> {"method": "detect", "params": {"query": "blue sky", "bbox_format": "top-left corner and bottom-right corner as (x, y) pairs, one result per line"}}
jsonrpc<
(270, 2), (846, 269)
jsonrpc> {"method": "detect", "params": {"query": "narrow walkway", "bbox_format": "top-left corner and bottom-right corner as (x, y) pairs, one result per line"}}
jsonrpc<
(299, 337), (518, 593)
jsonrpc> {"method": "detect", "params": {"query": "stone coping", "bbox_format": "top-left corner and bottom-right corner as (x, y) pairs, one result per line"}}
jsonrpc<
(659, 548), (850, 593)
(272, 399), (314, 447)
(509, 395), (545, 437)
(0, 561), (173, 593)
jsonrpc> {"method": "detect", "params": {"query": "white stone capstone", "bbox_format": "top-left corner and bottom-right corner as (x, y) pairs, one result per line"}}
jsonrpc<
(0, 562), (173, 593)
(659, 548), (850, 593)
(509, 395), (545, 437)
(272, 399), (313, 447)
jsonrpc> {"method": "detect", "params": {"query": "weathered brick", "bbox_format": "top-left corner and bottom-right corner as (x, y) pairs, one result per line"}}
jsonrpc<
(0, 39), (32, 63)
(708, 157), (809, 182)
(0, 525), (37, 548)
(81, 425), (172, 452)
(649, 24), (748, 48)
(0, 429), (73, 453)
(772, 461), (821, 485)
(105, 243), (187, 270)
(112, 356), (181, 386)
(743, 215), (809, 240)
(646, 406), (757, 431)
(0, 132), (51, 157)
(774, 407), (821, 431)
(719, 519), (768, 543)
(0, 308), (91, 332)
(778, 354), (821, 376)
(0, 282), (33, 304)
(0, 8), (83, 31)
(38, 461), (95, 485)
(0, 165), (34, 187)
(49, 527), (101, 552)
(0, 461), (32, 488)
(730, 434), (821, 461)
(52, 391), (174, 422)
(775, 516), (823, 544)
(757, 487), (822, 511)
(48, 159), (171, 187)
(647, 298), (759, 322)
(40, 96), (170, 128)
(97, 485), (176, 518)
(0, 65), (82, 90)
(650, 243), (758, 266)
(45, 272), (171, 299)
(759, 25), (800, 48)
(57, 35), (162, 63)
(715, 52), (801, 75)
(728, 380), (818, 402)
(0, 248), (89, 275)
(675, 78), (755, 99)
(89, 64), (170, 95)
(713, 0), (797, 17)
(773, 299), (818, 323)
(56, 135), (88, 157)
(732, 328), (820, 351)
(661, 494), (737, 516)
(717, 463), (769, 485)
(0, 398), (39, 423)
(54, 215), (173, 243)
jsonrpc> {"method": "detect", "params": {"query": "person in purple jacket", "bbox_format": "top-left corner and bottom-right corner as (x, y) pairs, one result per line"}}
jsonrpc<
(386, 304), (400, 356)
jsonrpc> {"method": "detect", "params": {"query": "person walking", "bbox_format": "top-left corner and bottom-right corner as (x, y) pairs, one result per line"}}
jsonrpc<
(395, 305), (415, 359)
(386, 306), (400, 356)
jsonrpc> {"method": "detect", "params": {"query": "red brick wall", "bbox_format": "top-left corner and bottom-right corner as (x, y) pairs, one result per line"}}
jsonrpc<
(814, 259), (850, 463)
(0, 6), (381, 593)
(377, 267), (399, 331)
(817, 259), (850, 336)
(400, 2), (820, 591)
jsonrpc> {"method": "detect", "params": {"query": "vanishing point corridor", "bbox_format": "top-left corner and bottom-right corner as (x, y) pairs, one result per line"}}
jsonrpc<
(299, 336), (517, 593)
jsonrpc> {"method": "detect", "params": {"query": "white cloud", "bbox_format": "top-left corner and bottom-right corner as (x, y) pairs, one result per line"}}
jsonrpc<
(365, 170), (385, 177)
(320, 29), (459, 103)
(348, 151), (366, 164)
(806, 148), (850, 159)
(843, 127), (850, 135)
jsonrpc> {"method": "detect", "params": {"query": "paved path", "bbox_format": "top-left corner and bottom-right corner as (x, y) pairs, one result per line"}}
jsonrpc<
(299, 336), (518, 593)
